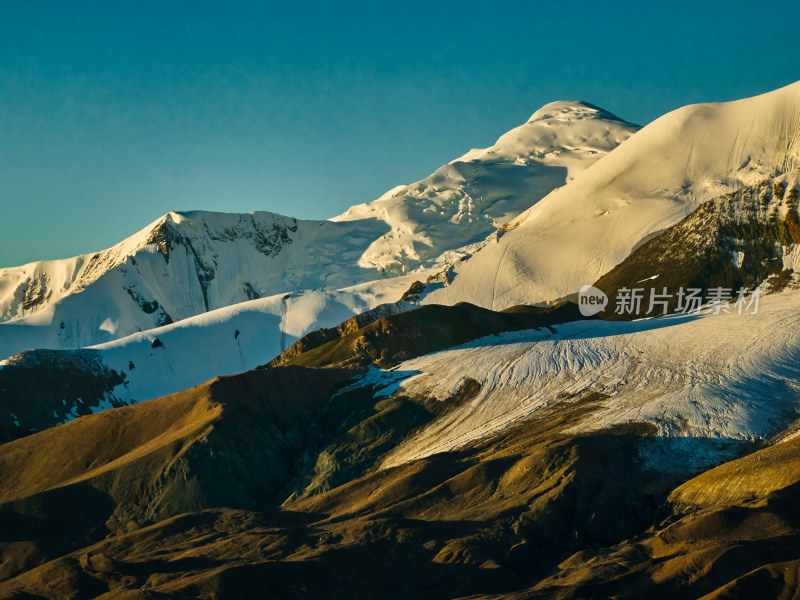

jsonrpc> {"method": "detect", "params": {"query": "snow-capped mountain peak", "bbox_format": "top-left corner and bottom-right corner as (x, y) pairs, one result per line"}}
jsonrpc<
(0, 209), (302, 323)
(0, 102), (638, 358)
(526, 100), (626, 123)
(0, 208), (392, 354)
(332, 101), (640, 274)
(457, 100), (636, 171)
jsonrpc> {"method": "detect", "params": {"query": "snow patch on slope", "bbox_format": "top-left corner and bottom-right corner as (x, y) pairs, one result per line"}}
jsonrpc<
(76, 273), (425, 403)
(377, 289), (800, 470)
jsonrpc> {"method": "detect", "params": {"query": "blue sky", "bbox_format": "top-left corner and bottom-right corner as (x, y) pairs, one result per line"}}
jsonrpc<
(1, 1), (799, 267)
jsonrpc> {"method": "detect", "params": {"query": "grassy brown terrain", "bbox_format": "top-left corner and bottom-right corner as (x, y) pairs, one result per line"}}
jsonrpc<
(1, 350), (800, 598)
(0, 388), (677, 599)
(478, 434), (800, 600)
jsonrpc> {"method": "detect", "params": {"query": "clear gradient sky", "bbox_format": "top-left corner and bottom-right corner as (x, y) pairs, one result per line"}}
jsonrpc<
(2, 1), (799, 267)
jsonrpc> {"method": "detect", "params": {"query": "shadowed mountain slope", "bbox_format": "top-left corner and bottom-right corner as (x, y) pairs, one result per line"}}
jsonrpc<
(0, 387), (675, 600)
(593, 174), (800, 317)
(487, 432), (800, 600)
(267, 301), (587, 369)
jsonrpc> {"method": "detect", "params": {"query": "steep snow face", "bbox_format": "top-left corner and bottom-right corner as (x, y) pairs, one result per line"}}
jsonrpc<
(0, 210), (394, 351)
(331, 102), (639, 274)
(375, 288), (800, 471)
(425, 82), (800, 309)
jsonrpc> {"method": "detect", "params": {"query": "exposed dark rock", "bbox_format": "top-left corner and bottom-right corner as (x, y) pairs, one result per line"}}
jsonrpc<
(124, 287), (173, 325)
(0, 350), (126, 442)
(19, 274), (52, 312)
(400, 280), (426, 302)
(594, 178), (800, 318)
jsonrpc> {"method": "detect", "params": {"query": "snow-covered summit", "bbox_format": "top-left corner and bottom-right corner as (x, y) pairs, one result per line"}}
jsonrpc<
(458, 100), (635, 165)
(0, 208), (393, 351)
(333, 101), (639, 273)
(526, 100), (628, 123)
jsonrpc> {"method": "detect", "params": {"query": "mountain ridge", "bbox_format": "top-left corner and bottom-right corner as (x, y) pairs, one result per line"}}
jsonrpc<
(424, 80), (800, 309)
(0, 100), (638, 360)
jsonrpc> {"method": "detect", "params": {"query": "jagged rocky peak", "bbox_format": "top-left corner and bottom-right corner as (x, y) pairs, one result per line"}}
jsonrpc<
(142, 210), (300, 261)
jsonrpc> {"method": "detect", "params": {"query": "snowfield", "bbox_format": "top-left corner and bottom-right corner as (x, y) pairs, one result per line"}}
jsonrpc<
(0, 273), (424, 404)
(376, 288), (800, 470)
